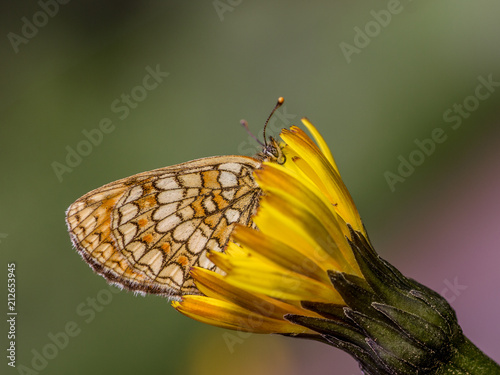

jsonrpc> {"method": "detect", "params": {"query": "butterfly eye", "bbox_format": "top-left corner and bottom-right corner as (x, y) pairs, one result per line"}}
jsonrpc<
(261, 144), (285, 165)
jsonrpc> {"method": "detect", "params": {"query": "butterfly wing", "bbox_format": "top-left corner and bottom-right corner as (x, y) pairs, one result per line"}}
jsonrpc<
(66, 156), (262, 298)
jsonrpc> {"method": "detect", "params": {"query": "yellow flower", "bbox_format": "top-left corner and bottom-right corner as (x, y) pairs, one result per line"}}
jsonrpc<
(172, 119), (365, 334)
(174, 118), (500, 374)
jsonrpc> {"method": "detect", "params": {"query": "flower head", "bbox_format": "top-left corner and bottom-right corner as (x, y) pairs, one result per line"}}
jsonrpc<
(172, 119), (500, 375)
(172, 119), (364, 334)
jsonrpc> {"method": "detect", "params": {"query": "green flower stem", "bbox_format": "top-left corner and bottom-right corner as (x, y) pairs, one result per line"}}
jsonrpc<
(437, 336), (500, 375)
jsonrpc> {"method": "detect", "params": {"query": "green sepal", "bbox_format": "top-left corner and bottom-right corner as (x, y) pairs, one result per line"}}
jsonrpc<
(323, 334), (382, 375)
(366, 338), (422, 374)
(372, 302), (449, 352)
(344, 309), (435, 366)
(300, 300), (349, 322)
(327, 270), (378, 316)
(284, 313), (366, 348)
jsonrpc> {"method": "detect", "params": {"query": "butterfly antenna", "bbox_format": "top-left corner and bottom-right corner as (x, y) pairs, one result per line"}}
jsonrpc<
(240, 119), (265, 147)
(263, 97), (284, 146)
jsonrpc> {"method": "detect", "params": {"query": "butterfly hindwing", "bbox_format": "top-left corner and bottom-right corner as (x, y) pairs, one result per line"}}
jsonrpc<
(66, 156), (262, 298)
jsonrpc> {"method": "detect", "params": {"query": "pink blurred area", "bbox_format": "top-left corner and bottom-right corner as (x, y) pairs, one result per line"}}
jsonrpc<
(380, 124), (500, 363)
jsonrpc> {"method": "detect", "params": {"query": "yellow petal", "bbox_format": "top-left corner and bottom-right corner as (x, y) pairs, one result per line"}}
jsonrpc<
(300, 117), (338, 172)
(232, 225), (330, 284)
(172, 296), (312, 334)
(255, 163), (348, 248)
(280, 126), (364, 234)
(191, 267), (315, 318)
(254, 192), (361, 276)
(208, 251), (343, 303)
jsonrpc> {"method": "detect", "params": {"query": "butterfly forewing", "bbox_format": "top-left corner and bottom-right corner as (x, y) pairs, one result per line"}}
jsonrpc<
(66, 156), (262, 298)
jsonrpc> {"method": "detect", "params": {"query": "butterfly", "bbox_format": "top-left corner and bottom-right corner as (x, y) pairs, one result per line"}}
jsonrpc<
(66, 98), (285, 299)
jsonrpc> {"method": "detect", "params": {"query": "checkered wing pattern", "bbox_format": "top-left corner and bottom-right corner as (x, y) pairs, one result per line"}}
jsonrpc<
(66, 156), (262, 298)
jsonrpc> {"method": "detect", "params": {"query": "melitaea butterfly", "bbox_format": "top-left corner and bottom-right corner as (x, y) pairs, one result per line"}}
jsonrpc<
(66, 98), (285, 299)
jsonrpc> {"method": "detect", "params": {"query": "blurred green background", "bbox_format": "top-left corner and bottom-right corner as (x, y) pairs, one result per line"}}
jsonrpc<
(1, 1), (499, 374)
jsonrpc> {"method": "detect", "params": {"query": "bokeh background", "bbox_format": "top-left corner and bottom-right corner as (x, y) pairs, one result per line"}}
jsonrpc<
(1, 1), (499, 374)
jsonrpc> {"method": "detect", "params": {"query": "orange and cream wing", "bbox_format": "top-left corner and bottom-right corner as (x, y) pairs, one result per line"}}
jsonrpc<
(66, 156), (262, 298)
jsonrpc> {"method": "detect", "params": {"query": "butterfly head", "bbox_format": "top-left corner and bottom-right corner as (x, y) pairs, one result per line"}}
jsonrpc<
(241, 97), (287, 165)
(259, 136), (286, 165)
